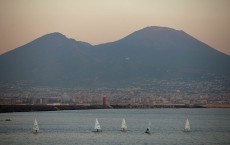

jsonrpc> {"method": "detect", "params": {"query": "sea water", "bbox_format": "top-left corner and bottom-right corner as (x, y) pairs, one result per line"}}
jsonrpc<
(0, 109), (230, 145)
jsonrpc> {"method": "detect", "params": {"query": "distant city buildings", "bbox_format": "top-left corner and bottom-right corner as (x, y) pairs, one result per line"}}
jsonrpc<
(0, 80), (230, 106)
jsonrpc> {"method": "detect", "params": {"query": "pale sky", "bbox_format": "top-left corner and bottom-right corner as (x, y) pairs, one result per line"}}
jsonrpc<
(0, 0), (230, 55)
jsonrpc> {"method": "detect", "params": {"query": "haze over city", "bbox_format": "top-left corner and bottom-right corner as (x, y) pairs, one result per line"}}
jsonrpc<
(0, 0), (230, 55)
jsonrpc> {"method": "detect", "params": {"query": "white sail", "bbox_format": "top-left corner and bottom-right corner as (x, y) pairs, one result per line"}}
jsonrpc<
(145, 121), (151, 134)
(94, 118), (102, 132)
(33, 119), (39, 133)
(121, 118), (127, 131)
(184, 118), (191, 132)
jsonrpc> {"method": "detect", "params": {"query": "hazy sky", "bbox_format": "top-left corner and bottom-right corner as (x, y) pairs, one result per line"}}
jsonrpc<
(0, 0), (230, 55)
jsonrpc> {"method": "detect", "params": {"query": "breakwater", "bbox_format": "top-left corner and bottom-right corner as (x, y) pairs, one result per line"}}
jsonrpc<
(0, 104), (207, 113)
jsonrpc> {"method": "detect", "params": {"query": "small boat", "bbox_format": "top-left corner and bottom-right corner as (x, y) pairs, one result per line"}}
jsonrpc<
(121, 118), (128, 131)
(145, 121), (151, 134)
(32, 118), (39, 133)
(5, 119), (11, 121)
(184, 118), (191, 132)
(93, 118), (102, 132)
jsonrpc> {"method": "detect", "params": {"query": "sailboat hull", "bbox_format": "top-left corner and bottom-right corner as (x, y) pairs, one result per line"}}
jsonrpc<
(183, 129), (191, 132)
(32, 130), (39, 133)
(92, 129), (102, 132)
(145, 131), (151, 134)
(120, 129), (128, 132)
(145, 128), (151, 134)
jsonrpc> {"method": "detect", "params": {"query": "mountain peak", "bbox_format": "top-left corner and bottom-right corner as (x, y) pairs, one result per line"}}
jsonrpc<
(114, 26), (183, 48)
(142, 26), (176, 31)
(27, 32), (75, 48)
(41, 32), (67, 40)
(123, 26), (182, 40)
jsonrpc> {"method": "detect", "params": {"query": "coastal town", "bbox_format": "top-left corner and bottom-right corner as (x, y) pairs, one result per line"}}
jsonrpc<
(0, 79), (229, 108)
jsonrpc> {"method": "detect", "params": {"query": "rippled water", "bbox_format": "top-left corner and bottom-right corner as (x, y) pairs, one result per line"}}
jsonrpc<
(0, 109), (230, 145)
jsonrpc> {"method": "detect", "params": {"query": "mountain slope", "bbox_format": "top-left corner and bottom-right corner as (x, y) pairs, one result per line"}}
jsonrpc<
(0, 32), (95, 86)
(93, 26), (230, 81)
(0, 27), (230, 87)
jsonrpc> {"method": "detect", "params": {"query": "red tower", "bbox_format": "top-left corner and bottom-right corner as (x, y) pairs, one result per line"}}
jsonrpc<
(102, 96), (106, 108)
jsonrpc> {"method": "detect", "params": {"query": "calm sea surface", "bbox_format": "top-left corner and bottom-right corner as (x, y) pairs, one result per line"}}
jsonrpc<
(0, 109), (230, 145)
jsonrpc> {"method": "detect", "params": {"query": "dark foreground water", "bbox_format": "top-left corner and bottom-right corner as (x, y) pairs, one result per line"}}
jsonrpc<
(0, 109), (230, 145)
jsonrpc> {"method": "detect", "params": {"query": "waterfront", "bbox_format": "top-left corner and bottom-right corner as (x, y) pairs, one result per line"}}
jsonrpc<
(0, 109), (230, 145)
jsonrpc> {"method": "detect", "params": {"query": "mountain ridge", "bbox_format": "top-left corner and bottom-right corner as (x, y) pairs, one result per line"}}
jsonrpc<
(0, 26), (230, 88)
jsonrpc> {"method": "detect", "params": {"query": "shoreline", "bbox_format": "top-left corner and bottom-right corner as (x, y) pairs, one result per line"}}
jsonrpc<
(1, 104), (230, 113)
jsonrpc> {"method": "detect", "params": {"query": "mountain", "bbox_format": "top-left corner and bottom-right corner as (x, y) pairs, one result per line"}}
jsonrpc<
(93, 26), (230, 82)
(0, 32), (95, 86)
(0, 26), (230, 87)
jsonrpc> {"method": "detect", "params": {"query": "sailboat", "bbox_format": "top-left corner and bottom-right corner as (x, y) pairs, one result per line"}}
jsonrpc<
(32, 118), (39, 133)
(184, 118), (191, 132)
(121, 118), (128, 131)
(93, 118), (102, 132)
(145, 121), (151, 134)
